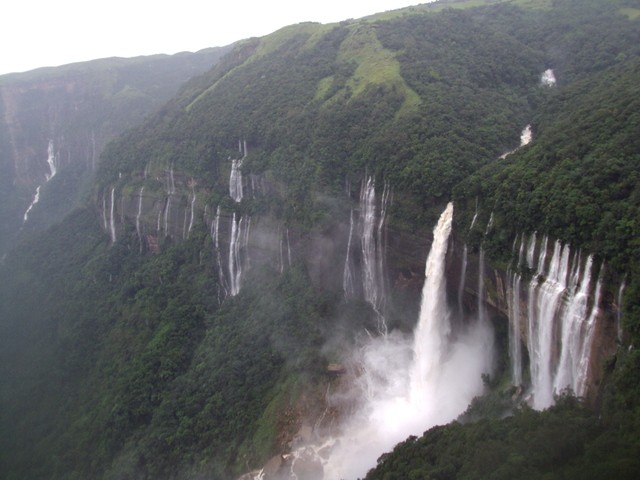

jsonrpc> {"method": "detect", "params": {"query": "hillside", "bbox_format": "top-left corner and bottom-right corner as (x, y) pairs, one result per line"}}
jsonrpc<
(1, 1), (639, 479)
(0, 46), (230, 254)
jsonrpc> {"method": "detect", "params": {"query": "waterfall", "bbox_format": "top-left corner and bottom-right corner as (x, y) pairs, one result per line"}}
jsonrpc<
(484, 212), (494, 236)
(286, 228), (292, 267)
(229, 139), (246, 203)
(343, 209), (356, 298)
(22, 186), (41, 223)
(322, 202), (493, 479)
(212, 206), (228, 299)
(520, 125), (533, 146)
(358, 177), (390, 329)
(228, 214), (251, 296)
(541, 69), (556, 86)
(617, 279), (625, 341)
(22, 140), (58, 224)
(507, 271), (523, 386)
(469, 198), (479, 230)
(187, 190), (196, 238)
(136, 187), (144, 250)
(409, 202), (455, 399)
(457, 245), (468, 315)
(163, 167), (176, 237)
(109, 187), (116, 243)
(509, 233), (604, 408)
(45, 140), (57, 181)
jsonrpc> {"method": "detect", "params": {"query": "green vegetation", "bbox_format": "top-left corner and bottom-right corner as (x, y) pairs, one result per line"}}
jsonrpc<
(2, 0), (640, 478)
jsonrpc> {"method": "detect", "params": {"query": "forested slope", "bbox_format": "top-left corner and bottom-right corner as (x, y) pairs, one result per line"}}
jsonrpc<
(1, 1), (639, 479)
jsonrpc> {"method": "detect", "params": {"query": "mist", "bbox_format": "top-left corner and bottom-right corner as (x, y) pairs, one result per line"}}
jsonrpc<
(320, 203), (495, 479)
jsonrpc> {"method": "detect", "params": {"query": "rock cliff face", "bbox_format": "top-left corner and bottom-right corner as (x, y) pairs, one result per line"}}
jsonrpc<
(0, 48), (229, 253)
(105, 162), (619, 407)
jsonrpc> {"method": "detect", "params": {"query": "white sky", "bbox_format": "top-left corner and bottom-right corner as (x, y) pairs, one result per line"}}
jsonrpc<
(1, 0), (432, 76)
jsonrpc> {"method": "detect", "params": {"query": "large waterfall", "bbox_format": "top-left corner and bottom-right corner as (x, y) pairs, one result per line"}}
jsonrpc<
(322, 202), (494, 479)
(509, 234), (603, 409)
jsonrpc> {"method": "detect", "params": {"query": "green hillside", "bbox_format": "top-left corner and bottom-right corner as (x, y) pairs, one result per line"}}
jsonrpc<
(1, 1), (639, 479)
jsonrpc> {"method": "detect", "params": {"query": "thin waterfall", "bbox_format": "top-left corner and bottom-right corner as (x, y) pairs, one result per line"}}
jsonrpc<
(136, 187), (144, 250)
(22, 140), (58, 224)
(358, 177), (390, 330)
(507, 270), (523, 386)
(469, 198), (478, 230)
(617, 279), (626, 341)
(229, 139), (246, 203)
(575, 271), (603, 397)
(212, 206), (228, 299)
(187, 190), (196, 238)
(23, 186), (41, 223)
(343, 209), (356, 299)
(163, 166), (176, 237)
(109, 187), (116, 243)
(457, 245), (468, 315)
(45, 140), (57, 181)
(228, 214), (250, 296)
(286, 228), (292, 267)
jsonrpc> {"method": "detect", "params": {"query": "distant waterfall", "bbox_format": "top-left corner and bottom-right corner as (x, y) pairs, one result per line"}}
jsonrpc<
(541, 69), (556, 86)
(457, 245), (468, 314)
(45, 140), (57, 180)
(163, 167), (176, 237)
(186, 190), (196, 238)
(520, 125), (533, 146)
(228, 213), (251, 296)
(109, 187), (117, 243)
(343, 209), (356, 298)
(507, 271), (523, 386)
(229, 139), (246, 203)
(617, 280), (625, 341)
(509, 234), (603, 408)
(22, 186), (41, 223)
(211, 206), (228, 300)
(136, 187), (144, 250)
(22, 140), (58, 224)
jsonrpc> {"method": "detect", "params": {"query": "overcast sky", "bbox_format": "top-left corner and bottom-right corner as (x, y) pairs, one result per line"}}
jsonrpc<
(1, 0), (433, 76)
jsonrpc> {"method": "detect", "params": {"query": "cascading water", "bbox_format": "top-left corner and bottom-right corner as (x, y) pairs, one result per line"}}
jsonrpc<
(509, 233), (604, 408)
(520, 125), (532, 146)
(457, 245), (468, 315)
(23, 186), (41, 223)
(321, 202), (494, 479)
(163, 167), (176, 237)
(343, 209), (356, 299)
(22, 140), (58, 224)
(358, 177), (390, 331)
(228, 213), (251, 296)
(507, 271), (523, 386)
(211, 206), (228, 300)
(229, 140), (246, 203)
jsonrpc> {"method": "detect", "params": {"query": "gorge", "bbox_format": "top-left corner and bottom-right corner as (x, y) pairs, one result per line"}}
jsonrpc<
(1, 1), (639, 479)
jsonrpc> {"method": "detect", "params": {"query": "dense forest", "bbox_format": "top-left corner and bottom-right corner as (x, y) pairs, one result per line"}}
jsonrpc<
(1, 0), (639, 479)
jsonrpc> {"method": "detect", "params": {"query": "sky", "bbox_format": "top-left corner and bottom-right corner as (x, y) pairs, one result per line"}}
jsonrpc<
(1, 0), (432, 76)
